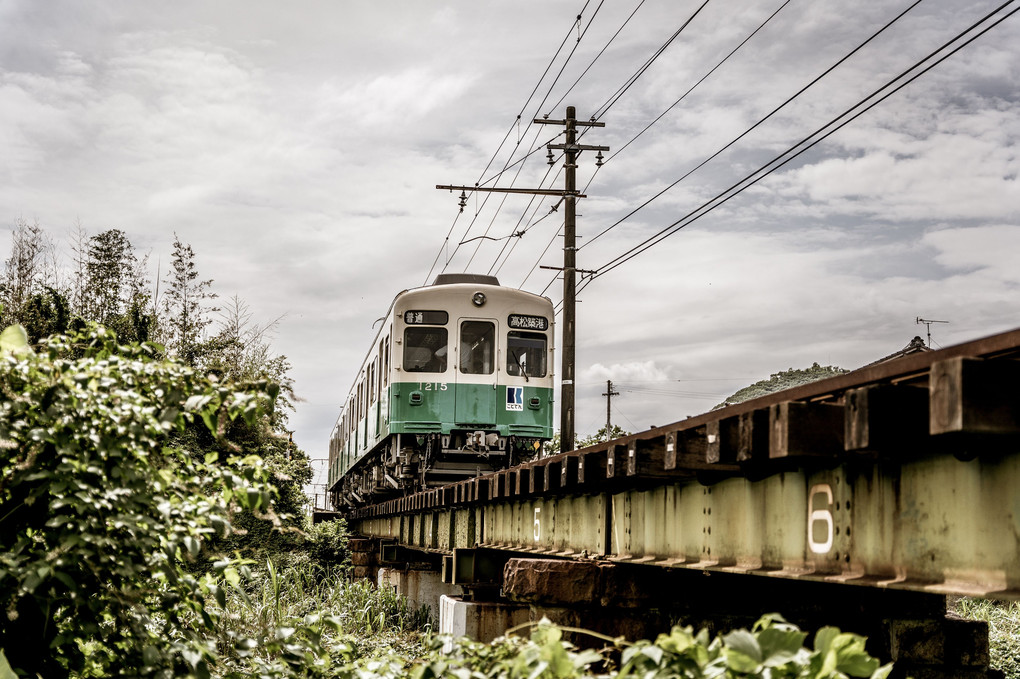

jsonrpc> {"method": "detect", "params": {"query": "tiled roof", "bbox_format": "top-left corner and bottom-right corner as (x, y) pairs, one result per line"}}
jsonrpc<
(860, 335), (930, 369)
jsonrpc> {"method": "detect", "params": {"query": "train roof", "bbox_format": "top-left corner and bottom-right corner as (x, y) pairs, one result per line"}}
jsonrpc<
(432, 273), (499, 286)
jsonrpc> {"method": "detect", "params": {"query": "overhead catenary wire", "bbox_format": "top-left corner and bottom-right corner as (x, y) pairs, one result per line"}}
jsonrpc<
(463, 124), (548, 270)
(426, 3), (595, 280)
(423, 210), (463, 285)
(457, 0), (692, 284)
(459, 0), (708, 280)
(587, 0), (1020, 282)
(461, 0), (616, 273)
(592, 0), (712, 120)
(487, 157), (568, 276)
(509, 0), (779, 288)
(531, 0), (610, 120)
(546, 0), (649, 115)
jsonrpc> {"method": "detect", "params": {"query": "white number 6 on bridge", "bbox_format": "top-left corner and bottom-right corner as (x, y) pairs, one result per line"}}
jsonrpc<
(533, 507), (541, 541)
(807, 484), (834, 554)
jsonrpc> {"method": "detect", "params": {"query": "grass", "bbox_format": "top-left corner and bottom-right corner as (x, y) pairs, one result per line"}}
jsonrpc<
(951, 597), (1020, 679)
(216, 559), (432, 666)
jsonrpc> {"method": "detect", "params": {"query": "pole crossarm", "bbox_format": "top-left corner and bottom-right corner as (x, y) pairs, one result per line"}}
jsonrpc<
(547, 143), (611, 152)
(436, 184), (586, 198)
(533, 118), (606, 128)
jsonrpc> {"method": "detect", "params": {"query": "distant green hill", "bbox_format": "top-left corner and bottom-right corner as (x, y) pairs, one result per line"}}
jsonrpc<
(714, 362), (847, 409)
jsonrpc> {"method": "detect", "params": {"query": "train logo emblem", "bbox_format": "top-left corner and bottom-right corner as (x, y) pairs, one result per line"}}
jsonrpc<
(506, 386), (524, 411)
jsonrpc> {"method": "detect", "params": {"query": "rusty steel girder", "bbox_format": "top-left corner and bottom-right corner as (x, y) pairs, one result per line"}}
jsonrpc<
(348, 327), (1020, 599)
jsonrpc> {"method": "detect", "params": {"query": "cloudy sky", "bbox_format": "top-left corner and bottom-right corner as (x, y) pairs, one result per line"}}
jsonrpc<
(2, 0), (1018, 495)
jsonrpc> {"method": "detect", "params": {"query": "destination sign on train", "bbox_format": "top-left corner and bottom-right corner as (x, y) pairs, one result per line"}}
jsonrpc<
(403, 310), (449, 325)
(508, 314), (549, 331)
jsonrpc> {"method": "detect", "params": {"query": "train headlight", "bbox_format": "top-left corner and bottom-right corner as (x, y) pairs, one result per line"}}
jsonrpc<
(472, 291), (487, 307)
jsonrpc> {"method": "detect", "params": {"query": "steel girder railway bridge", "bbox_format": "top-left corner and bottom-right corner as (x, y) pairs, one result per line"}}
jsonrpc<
(342, 328), (1020, 678)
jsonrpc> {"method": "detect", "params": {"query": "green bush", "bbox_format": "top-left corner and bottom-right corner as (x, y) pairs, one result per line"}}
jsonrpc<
(411, 614), (892, 679)
(0, 324), (281, 677)
(304, 519), (352, 572)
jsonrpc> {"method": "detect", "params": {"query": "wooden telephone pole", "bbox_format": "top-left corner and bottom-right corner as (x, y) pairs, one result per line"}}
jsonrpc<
(438, 106), (608, 454)
(602, 379), (620, 442)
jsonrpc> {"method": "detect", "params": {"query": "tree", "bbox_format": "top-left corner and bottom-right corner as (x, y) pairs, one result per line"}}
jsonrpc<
(161, 234), (217, 365)
(19, 286), (72, 341)
(0, 218), (54, 328)
(189, 296), (310, 560)
(543, 425), (631, 455)
(71, 227), (155, 343)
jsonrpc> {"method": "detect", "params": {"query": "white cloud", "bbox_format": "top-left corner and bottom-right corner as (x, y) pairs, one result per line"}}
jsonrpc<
(1, 0), (1017, 464)
(924, 224), (1020, 284)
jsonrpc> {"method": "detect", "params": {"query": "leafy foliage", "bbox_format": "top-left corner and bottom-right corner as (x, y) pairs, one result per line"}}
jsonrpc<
(610, 614), (891, 679)
(544, 425), (631, 455)
(714, 363), (848, 409)
(303, 520), (352, 572)
(0, 323), (280, 677)
(0, 218), (59, 332)
(162, 233), (218, 365)
(2, 219), (313, 564)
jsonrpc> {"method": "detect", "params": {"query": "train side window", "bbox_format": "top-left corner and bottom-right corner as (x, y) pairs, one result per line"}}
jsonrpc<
(383, 335), (390, 387)
(372, 363), (377, 404)
(460, 321), (495, 375)
(507, 331), (547, 378)
(404, 327), (448, 372)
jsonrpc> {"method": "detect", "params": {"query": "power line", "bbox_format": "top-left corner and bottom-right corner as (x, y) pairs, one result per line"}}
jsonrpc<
(470, 0), (712, 277)
(592, 0), (712, 119)
(547, 0), (649, 115)
(582, 0), (925, 252)
(427, 4), (594, 278)
(605, 0), (791, 166)
(589, 0), (1020, 280)
(531, 0), (610, 120)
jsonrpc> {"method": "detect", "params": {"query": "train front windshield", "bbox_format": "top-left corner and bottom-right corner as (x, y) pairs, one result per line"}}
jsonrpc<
(507, 331), (546, 378)
(404, 327), (448, 372)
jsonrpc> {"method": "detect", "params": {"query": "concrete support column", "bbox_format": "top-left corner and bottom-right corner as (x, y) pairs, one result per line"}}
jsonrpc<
(348, 537), (378, 581)
(377, 566), (463, 622)
(439, 595), (532, 644)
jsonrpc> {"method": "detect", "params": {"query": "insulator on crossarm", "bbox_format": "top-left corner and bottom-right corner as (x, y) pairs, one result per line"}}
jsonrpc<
(546, 149), (556, 166)
(595, 150), (604, 167)
(458, 190), (468, 212)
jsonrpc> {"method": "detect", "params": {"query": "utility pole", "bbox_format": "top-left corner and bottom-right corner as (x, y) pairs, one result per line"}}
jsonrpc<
(602, 379), (619, 442)
(536, 106), (607, 453)
(438, 106), (607, 455)
(436, 107), (603, 454)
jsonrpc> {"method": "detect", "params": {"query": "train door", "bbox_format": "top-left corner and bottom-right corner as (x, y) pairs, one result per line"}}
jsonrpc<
(455, 319), (497, 424)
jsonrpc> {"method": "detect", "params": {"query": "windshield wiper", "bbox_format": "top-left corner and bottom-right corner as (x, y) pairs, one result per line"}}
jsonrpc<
(512, 351), (529, 382)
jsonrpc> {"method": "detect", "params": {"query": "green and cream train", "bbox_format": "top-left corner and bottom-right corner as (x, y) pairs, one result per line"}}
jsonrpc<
(327, 274), (555, 509)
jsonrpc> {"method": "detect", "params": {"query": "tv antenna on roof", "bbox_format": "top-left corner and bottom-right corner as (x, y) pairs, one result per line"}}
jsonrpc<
(916, 317), (949, 348)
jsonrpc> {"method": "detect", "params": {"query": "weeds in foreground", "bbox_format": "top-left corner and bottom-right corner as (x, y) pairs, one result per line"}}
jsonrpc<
(213, 560), (431, 667)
